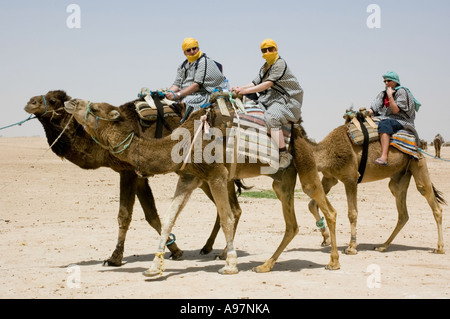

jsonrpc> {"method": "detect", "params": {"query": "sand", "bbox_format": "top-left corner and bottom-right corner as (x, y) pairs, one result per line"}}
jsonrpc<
(0, 137), (449, 299)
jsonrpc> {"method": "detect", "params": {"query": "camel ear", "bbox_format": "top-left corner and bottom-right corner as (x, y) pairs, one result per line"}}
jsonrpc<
(108, 110), (121, 120)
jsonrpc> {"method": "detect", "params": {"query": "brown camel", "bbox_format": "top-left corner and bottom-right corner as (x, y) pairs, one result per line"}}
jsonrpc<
(64, 97), (340, 276)
(24, 90), (241, 266)
(434, 134), (444, 158)
(306, 123), (446, 255)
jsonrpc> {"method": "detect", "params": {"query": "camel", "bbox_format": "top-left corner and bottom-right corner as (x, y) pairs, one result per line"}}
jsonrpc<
(204, 116), (446, 256)
(64, 97), (340, 276)
(306, 122), (446, 255)
(24, 90), (243, 266)
(434, 134), (444, 158)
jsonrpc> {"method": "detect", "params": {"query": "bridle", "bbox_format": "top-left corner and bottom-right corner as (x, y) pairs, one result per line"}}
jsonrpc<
(83, 101), (135, 154)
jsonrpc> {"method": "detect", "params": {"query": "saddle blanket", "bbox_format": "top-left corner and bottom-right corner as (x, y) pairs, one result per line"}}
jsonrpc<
(347, 118), (419, 159)
(390, 130), (420, 159)
(225, 107), (292, 168)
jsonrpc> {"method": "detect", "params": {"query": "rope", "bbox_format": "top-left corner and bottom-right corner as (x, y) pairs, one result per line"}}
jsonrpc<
(180, 109), (210, 170)
(0, 115), (36, 130)
(418, 148), (450, 162)
(154, 252), (165, 275)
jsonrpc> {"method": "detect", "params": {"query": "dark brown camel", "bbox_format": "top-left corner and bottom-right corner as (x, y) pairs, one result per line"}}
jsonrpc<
(24, 90), (242, 266)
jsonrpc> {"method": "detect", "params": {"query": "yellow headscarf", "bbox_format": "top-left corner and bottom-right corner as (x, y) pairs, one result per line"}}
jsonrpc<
(260, 38), (279, 66)
(182, 37), (203, 63)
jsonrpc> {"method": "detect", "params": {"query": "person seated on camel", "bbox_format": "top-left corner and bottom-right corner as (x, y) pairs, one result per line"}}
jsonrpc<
(165, 37), (227, 120)
(232, 39), (304, 169)
(368, 71), (420, 166)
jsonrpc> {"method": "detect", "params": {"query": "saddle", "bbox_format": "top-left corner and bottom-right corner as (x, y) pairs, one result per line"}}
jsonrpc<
(135, 89), (180, 138)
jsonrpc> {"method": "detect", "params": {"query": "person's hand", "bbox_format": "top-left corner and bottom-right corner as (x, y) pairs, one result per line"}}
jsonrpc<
(232, 87), (246, 95)
(165, 92), (175, 101)
(386, 87), (395, 99)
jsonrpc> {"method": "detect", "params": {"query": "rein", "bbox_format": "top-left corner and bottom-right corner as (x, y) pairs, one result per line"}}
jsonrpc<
(84, 101), (135, 154)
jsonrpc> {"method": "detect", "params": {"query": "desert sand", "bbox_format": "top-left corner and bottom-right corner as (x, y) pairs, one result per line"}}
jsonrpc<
(0, 137), (449, 299)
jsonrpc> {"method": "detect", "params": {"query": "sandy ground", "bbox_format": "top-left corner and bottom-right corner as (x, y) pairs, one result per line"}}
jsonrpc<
(0, 137), (449, 300)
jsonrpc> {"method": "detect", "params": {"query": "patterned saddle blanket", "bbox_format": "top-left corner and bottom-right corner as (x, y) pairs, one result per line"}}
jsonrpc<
(225, 106), (292, 168)
(347, 118), (419, 159)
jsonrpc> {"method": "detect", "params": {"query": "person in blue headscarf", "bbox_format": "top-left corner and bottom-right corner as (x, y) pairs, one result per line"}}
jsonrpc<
(368, 71), (420, 166)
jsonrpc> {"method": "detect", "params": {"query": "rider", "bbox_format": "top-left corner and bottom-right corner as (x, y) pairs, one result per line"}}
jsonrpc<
(232, 39), (304, 169)
(368, 71), (419, 166)
(165, 37), (227, 118)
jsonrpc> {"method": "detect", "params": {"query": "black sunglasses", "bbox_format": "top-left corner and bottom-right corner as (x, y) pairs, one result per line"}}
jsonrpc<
(261, 47), (276, 53)
(185, 47), (198, 53)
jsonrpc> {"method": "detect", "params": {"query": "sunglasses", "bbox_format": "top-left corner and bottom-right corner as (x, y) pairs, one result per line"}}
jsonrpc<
(384, 79), (392, 83)
(261, 47), (276, 53)
(185, 47), (198, 53)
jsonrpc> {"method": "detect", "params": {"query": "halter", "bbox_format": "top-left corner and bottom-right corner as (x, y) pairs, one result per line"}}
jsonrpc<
(83, 101), (135, 154)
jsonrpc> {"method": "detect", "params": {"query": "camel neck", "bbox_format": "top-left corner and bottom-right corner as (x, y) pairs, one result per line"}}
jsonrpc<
(120, 134), (184, 175)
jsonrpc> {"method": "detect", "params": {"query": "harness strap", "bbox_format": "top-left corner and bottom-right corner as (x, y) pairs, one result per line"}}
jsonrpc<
(151, 93), (172, 138)
(357, 113), (369, 184)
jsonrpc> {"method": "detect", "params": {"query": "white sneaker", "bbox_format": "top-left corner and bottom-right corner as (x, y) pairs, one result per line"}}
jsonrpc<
(279, 152), (292, 169)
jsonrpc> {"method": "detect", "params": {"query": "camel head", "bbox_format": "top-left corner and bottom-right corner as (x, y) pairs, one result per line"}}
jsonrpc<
(25, 90), (71, 118)
(64, 98), (134, 149)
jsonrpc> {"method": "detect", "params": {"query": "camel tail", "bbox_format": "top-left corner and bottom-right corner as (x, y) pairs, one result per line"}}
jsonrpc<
(234, 179), (254, 195)
(433, 184), (447, 206)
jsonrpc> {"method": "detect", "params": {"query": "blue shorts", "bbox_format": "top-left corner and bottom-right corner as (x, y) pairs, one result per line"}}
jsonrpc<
(377, 119), (403, 135)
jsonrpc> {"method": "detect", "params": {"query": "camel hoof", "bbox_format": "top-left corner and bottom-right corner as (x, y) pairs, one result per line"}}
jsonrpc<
(432, 248), (445, 254)
(321, 239), (331, 247)
(343, 247), (358, 255)
(218, 265), (239, 275)
(169, 250), (184, 260)
(142, 268), (162, 277)
(252, 265), (271, 273)
(103, 259), (122, 267)
(200, 246), (212, 255)
(325, 262), (340, 271)
(375, 246), (388, 252)
(214, 253), (226, 261)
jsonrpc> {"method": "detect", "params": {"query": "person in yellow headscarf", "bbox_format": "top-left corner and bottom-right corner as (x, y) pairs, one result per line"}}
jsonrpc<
(166, 37), (227, 116)
(232, 39), (303, 169)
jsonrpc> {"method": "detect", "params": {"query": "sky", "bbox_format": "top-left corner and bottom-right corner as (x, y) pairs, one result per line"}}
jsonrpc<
(1, 0), (450, 142)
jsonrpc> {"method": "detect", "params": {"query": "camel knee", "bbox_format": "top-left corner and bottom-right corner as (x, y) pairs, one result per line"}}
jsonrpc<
(415, 183), (429, 197)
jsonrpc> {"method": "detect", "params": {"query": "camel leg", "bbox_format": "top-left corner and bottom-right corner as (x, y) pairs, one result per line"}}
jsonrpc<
(104, 171), (138, 266)
(254, 167), (299, 273)
(136, 177), (183, 260)
(410, 158), (445, 254)
(308, 175), (337, 247)
(198, 183), (218, 255)
(343, 180), (359, 255)
(214, 181), (242, 260)
(376, 171), (412, 252)
(200, 181), (242, 258)
(207, 174), (239, 275)
(293, 141), (340, 270)
(143, 174), (202, 277)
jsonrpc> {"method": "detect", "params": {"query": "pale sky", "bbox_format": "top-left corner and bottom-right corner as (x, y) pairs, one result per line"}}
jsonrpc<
(1, 0), (450, 142)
